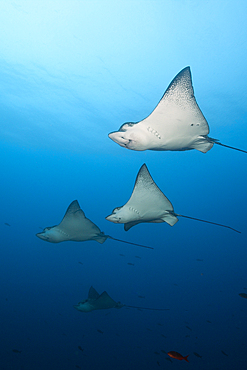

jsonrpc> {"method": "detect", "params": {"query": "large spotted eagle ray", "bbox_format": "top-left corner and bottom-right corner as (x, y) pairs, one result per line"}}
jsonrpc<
(109, 67), (247, 154)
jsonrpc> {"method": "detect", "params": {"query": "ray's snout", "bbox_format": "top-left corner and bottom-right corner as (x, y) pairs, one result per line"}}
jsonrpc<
(105, 214), (120, 223)
(108, 132), (129, 147)
(36, 232), (48, 241)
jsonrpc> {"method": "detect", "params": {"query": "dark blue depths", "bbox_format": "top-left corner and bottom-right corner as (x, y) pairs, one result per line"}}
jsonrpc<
(0, 2), (247, 369)
(0, 138), (247, 370)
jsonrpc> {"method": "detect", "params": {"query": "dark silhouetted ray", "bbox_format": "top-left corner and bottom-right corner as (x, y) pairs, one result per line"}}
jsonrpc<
(74, 286), (169, 312)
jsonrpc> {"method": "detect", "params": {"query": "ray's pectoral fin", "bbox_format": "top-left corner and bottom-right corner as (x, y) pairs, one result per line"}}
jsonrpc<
(93, 233), (108, 244)
(88, 286), (100, 300)
(95, 291), (119, 309)
(123, 212), (179, 230)
(161, 212), (179, 226)
(189, 135), (214, 153)
(124, 221), (143, 231)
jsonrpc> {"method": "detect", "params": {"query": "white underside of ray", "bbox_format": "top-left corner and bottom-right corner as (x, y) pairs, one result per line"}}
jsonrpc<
(37, 201), (154, 248)
(108, 67), (214, 153)
(37, 200), (107, 243)
(74, 301), (95, 312)
(58, 208), (105, 242)
(107, 164), (178, 229)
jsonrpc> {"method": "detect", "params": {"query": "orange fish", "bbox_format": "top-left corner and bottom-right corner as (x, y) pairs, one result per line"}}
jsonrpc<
(167, 351), (189, 362)
(239, 293), (247, 299)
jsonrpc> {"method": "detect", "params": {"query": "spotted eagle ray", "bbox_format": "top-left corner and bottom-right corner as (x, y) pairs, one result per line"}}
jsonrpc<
(106, 164), (240, 233)
(36, 200), (152, 249)
(73, 286), (169, 312)
(108, 67), (247, 154)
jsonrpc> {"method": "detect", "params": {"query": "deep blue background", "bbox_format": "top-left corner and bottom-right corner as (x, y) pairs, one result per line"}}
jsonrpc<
(0, 1), (246, 369)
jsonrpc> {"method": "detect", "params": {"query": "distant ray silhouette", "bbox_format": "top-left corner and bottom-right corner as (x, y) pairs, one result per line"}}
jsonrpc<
(109, 67), (247, 154)
(106, 164), (240, 233)
(36, 200), (153, 249)
(73, 286), (170, 312)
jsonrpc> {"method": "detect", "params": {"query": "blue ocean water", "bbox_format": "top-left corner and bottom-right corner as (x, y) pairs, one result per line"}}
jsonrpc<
(0, 1), (247, 369)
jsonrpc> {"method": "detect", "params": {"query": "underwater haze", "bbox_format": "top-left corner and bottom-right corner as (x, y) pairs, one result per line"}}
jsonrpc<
(1, 1), (247, 369)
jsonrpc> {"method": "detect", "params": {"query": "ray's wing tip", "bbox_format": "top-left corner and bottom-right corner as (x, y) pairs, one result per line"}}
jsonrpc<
(182, 65), (191, 72)
(140, 163), (147, 171)
(137, 163), (152, 180)
(176, 66), (191, 80)
(67, 200), (80, 210)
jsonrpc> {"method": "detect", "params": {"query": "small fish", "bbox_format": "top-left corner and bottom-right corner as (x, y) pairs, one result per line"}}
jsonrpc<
(239, 293), (247, 299)
(97, 329), (104, 334)
(78, 262), (83, 265)
(75, 366), (81, 369)
(119, 254), (125, 257)
(157, 323), (163, 326)
(221, 350), (228, 356)
(138, 295), (145, 299)
(167, 351), (189, 362)
(154, 351), (160, 355)
(135, 255), (141, 259)
(186, 325), (192, 331)
(12, 349), (22, 353)
(4, 223), (11, 227)
(194, 352), (202, 358)
(127, 262), (134, 266)
(78, 346), (84, 352)
(196, 258), (203, 261)
(157, 361), (160, 366)
(206, 320), (212, 323)
(165, 357), (173, 363)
